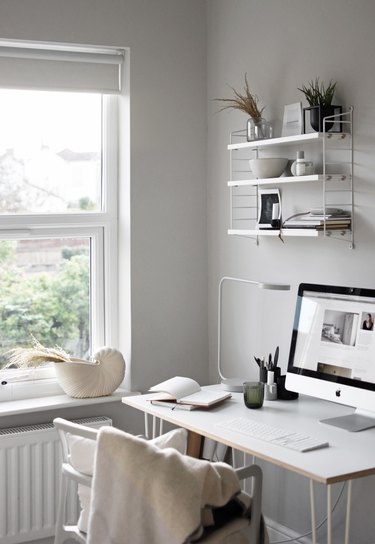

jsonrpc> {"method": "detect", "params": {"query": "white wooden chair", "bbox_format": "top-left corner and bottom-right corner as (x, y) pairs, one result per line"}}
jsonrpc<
(53, 417), (265, 544)
(54, 418), (98, 544)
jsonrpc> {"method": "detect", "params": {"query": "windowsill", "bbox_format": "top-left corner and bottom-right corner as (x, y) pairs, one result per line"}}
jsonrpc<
(0, 389), (138, 417)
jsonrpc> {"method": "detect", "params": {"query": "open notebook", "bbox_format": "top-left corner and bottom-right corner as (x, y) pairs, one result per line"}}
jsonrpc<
(149, 376), (231, 409)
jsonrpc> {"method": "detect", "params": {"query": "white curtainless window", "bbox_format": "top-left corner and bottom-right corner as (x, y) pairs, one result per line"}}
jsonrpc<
(0, 40), (125, 397)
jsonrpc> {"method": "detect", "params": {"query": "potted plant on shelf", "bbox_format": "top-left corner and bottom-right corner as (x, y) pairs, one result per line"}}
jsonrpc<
(215, 75), (272, 141)
(298, 78), (340, 132)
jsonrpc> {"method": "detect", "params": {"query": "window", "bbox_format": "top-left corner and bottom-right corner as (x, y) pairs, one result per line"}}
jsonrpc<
(0, 90), (102, 214)
(0, 41), (124, 395)
(0, 237), (91, 356)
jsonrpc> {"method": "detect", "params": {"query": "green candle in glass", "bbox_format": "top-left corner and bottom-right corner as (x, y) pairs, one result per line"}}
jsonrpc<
(243, 382), (264, 409)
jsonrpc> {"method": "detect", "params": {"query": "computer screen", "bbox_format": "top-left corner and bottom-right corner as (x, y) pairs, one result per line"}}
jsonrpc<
(286, 283), (375, 431)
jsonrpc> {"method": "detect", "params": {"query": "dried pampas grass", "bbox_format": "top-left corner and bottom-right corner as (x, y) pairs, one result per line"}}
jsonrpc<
(5, 337), (71, 368)
(214, 74), (264, 120)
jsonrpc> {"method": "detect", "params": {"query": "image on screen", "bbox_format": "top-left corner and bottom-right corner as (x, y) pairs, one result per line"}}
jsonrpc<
(288, 284), (375, 388)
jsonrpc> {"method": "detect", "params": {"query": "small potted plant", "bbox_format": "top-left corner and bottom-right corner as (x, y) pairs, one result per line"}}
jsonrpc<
(215, 75), (272, 141)
(298, 78), (339, 132)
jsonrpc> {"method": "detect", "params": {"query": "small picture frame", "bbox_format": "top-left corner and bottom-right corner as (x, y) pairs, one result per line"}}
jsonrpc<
(257, 189), (281, 229)
(281, 102), (302, 137)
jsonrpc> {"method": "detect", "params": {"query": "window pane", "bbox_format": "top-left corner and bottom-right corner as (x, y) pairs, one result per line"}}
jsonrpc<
(0, 90), (102, 214)
(0, 237), (90, 369)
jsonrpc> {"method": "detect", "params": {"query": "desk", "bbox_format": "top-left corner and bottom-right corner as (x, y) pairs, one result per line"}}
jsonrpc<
(123, 388), (375, 544)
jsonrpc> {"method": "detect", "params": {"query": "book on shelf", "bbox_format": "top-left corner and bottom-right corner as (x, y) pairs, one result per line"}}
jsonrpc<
(148, 376), (231, 408)
(284, 221), (351, 229)
(315, 224), (352, 231)
(303, 214), (350, 221)
(308, 207), (350, 217)
(284, 216), (351, 229)
(284, 224), (351, 230)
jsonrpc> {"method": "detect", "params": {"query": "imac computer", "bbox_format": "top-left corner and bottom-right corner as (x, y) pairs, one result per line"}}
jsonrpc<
(286, 283), (375, 431)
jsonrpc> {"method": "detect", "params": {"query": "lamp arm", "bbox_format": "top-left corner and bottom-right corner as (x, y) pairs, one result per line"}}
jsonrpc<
(217, 276), (290, 382)
(217, 277), (260, 381)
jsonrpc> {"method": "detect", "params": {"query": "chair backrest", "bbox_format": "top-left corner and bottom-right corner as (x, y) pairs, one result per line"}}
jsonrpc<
(55, 418), (98, 462)
(54, 418), (100, 544)
(87, 426), (264, 543)
(54, 418), (265, 544)
(53, 417), (190, 543)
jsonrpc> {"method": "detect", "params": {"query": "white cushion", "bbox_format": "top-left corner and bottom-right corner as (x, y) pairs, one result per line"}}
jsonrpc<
(68, 434), (96, 475)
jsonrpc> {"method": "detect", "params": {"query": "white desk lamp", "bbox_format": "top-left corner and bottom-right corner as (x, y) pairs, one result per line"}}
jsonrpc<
(217, 276), (291, 392)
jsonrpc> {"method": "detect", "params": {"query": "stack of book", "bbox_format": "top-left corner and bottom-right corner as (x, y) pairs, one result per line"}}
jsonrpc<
(283, 210), (351, 231)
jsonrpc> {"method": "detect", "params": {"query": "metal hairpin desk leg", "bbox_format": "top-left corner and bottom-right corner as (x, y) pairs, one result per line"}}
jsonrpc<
(345, 480), (352, 544)
(328, 480), (352, 544)
(310, 480), (317, 544)
(144, 412), (149, 438)
(327, 484), (332, 544)
(310, 479), (352, 544)
(144, 413), (164, 439)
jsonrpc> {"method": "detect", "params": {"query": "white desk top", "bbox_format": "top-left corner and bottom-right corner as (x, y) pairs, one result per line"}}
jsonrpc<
(122, 387), (375, 484)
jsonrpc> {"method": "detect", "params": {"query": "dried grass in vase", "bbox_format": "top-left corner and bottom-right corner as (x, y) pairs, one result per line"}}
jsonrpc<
(5, 337), (72, 369)
(214, 74), (264, 120)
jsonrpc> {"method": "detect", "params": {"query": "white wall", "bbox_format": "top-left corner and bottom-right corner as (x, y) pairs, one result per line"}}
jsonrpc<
(2, 1), (375, 541)
(207, 1), (375, 541)
(0, 0), (208, 393)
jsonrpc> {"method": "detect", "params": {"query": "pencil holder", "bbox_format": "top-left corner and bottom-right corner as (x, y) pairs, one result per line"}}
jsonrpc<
(264, 383), (277, 401)
(276, 375), (299, 400)
(259, 367), (267, 383)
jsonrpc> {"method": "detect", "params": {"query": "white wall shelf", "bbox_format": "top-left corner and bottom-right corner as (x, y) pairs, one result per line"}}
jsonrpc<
(228, 174), (351, 187)
(227, 108), (354, 247)
(228, 131), (350, 151)
(228, 228), (349, 238)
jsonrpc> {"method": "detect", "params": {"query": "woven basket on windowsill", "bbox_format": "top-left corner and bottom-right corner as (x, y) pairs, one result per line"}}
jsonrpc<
(54, 347), (126, 399)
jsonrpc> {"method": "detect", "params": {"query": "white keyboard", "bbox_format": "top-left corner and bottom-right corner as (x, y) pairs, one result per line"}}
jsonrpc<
(217, 417), (329, 452)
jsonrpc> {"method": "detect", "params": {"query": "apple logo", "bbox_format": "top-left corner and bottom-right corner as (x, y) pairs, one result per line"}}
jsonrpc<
(336, 389), (341, 397)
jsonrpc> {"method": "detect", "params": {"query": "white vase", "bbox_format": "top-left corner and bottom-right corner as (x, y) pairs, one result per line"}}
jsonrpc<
(54, 347), (126, 398)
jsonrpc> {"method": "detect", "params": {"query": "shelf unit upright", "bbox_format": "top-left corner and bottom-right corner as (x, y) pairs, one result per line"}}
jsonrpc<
(227, 107), (354, 248)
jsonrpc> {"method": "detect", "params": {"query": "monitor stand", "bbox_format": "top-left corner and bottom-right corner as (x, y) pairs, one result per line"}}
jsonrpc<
(320, 409), (375, 432)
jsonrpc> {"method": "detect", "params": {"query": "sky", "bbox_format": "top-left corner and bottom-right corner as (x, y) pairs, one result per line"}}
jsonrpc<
(0, 89), (101, 157)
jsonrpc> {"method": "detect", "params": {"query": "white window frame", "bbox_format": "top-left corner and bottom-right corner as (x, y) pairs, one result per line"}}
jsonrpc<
(0, 95), (118, 400)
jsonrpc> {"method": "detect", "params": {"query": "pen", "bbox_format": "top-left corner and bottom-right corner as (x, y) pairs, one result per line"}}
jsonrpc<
(268, 353), (272, 371)
(274, 346), (279, 369)
(151, 400), (196, 411)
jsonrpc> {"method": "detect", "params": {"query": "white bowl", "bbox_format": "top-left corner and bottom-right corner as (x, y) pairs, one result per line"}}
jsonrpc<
(249, 158), (288, 179)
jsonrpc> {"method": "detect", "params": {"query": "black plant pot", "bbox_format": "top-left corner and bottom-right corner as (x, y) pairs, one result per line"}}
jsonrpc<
(309, 105), (336, 132)
(303, 105), (342, 133)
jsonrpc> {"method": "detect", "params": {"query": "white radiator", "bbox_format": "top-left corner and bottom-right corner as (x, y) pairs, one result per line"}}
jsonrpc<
(0, 416), (112, 544)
